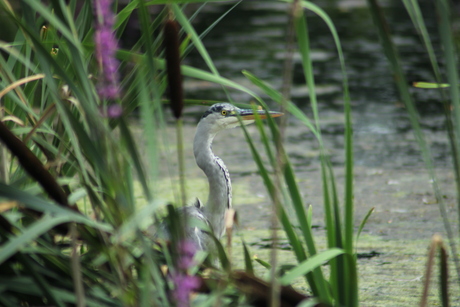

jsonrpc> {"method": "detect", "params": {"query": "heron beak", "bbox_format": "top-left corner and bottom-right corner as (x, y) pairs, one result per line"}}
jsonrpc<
(238, 108), (284, 120)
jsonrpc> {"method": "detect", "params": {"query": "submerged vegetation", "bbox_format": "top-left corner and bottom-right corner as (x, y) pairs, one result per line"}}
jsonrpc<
(0, 0), (458, 306)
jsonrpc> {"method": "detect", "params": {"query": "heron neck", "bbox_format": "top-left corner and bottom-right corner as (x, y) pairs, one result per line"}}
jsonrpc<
(193, 124), (231, 239)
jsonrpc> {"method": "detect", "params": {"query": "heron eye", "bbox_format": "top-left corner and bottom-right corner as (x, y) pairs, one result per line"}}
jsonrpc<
(221, 110), (227, 116)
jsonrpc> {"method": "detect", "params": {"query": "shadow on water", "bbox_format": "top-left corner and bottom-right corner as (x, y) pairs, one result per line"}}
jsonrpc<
(183, 0), (450, 169)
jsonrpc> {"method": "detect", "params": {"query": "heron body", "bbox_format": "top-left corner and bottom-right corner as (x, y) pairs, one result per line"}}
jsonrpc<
(156, 103), (282, 250)
(193, 103), (238, 239)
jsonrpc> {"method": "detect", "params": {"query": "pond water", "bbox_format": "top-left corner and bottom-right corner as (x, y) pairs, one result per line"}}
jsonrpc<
(153, 2), (458, 305)
(182, 0), (451, 169)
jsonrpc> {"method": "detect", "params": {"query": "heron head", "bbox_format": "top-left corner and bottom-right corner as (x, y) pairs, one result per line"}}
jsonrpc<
(199, 103), (283, 133)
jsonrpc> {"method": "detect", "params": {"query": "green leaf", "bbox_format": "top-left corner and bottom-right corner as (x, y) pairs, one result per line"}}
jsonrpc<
(242, 70), (319, 139)
(209, 234), (231, 273)
(172, 4), (218, 75)
(118, 118), (152, 201)
(0, 214), (75, 264)
(0, 183), (112, 232)
(279, 248), (345, 285)
(242, 241), (254, 275)
(412, 82), (450, 89)
(254, 256), (271, 270)
(356, 207), (375, 245)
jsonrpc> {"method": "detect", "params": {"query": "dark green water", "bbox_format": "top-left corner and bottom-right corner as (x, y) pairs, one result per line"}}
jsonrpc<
(183, 1), (450, 169)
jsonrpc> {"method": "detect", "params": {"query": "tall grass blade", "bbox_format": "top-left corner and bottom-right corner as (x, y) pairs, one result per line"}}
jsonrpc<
(293, 2), (356, 303)
(183, 1), (242, 58)
(209, 234), (231, 273)
(243, 241), (254, 275)
(0, 183), (112, 231)
(403, 2), (460, 264)
(436, 0), (460, 245)
(136, 0), (158, 76)
(0, 214), (78, 264)
(70, 223), (86, 307)
(279, 248), (344, 286)
(172, 4), (234, 100)
(118, 118), (152, 201)
(136, 67), (160, 192)
(367, 0), (460, 284)
(16, 254), (66, 307)
(356, 207), (375, 245)
(172, 4), (219, 76)
(240, 113), (330, 302)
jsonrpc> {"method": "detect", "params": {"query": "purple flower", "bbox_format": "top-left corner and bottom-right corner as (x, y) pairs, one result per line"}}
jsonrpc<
(93, 0), (120, 100)
(98, 103), (122, 118)
(177, 240), (197, 270)
(171, 273), (200, 307)
(170, 240), (200, 306)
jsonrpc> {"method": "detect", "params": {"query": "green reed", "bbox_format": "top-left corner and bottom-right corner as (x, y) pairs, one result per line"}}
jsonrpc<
(0, 0), (362, 306)
(367, 0), (460, 304)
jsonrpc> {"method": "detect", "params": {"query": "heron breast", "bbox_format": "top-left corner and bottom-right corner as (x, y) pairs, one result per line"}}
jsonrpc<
(214, 156), (232, 209)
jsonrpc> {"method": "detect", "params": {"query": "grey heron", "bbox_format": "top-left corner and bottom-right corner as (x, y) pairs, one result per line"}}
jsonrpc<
(156, 103), (283, 250)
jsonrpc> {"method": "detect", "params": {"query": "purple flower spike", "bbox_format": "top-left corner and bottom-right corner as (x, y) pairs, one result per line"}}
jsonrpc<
(171, 240), (200, 307)
(98, 103), (123, 118)
(93, 0), (120, 100)
(177, 240), (197, 270)
(107, 104), (123, 118)
(171, 273), (200, 307)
